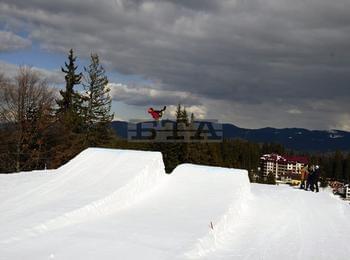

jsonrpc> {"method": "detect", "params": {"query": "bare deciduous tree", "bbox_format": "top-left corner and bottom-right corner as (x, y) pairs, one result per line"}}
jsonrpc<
(0, 67), (56, 172)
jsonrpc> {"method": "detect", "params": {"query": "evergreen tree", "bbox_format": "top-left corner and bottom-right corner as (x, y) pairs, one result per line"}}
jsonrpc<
(56, 49), (83, 130)
(344, 154), (350, 183)
(175, 104), (182, 122)
(190, 113), (195, 124)
(83, 53), (114, 145)
(333, 151), (344, 181)
(182, 107), (189, 125)
(175, 103), (189, 124)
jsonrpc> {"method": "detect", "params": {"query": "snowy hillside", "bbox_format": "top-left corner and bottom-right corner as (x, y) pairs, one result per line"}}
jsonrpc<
(1, 148), (350, 259)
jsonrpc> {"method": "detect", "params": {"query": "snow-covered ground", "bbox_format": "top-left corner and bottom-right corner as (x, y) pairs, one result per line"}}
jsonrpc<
(0, 148), (349, 259)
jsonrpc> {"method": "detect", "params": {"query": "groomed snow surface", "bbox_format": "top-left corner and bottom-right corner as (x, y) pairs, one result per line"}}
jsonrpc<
(0, 148), (349, 260)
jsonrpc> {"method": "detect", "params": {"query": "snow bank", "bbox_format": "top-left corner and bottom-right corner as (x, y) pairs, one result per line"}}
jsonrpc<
(0, 148), (166, 242)
(61, 163), (250, 259)
(172, 164), (250, 258)
(2, 152), (350, 259)
(0, 149), (252, 258)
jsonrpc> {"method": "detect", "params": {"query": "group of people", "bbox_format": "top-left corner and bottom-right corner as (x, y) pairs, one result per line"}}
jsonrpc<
(300, 165), (320, 192)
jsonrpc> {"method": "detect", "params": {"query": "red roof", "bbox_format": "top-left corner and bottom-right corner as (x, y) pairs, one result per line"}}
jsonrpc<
(260, 154), (308, 164)
(284, 156), (309, 164)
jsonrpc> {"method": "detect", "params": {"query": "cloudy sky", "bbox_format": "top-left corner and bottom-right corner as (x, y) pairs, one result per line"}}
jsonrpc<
(1, 0), (350, 130)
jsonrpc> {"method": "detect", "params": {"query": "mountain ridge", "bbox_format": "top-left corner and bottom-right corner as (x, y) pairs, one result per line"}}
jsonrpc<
(111, 121), (350, 152)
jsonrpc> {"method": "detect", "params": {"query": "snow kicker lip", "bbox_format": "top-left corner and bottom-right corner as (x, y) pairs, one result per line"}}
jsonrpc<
(177, 165), (251, 259)
(1, 148), (167, 243)
(33, 157), (165, 232)
(184, 185), (251, 259)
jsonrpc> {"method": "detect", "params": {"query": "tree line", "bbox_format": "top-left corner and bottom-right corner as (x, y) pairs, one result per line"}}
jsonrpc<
(1, 50), (349, 185)
(309, 151), (350, 184)
(0, 49), (115, 172)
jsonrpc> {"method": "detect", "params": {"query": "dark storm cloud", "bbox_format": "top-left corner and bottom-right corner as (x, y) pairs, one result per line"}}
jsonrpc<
(1, 0), (350, 129)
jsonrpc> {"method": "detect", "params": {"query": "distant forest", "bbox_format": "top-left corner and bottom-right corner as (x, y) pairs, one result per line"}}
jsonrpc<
(1, 49), (349, 184)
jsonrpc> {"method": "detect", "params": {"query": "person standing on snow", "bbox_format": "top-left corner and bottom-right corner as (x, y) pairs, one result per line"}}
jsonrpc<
(313, 165), (320, 192)
(300, 165), (309, 189)
(306, 165), (315, 191)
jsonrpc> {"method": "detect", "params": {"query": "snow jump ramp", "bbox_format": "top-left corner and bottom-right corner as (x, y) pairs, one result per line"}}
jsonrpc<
(0, 148), (166, 242)
(0, 148), (251, 259)
(86, 163), (250, 259)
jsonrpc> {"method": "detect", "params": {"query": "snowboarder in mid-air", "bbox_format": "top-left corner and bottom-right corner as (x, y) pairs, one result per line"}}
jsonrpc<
(148, 106), (166, 120)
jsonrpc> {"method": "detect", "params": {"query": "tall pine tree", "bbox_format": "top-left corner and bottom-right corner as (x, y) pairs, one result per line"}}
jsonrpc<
(56, 49), (83, 131)
(175, 104), (182, 122)
(333, 151), (344, 181)
(344, 154), (350, 183)
(190, 113), (195, 124)
(182, 107), (189, 125)
(83, 53), (114, 145)
(175, 103), (189, 124)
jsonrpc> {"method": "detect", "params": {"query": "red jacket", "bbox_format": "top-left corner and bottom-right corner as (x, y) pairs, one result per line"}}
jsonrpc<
(148, 109), (161, 120)
(148, 106), (166, 120)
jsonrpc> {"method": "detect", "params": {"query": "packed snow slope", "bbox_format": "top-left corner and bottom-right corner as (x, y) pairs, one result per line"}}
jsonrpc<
(0, 148), (166, 243)
(207, 184), (350, 260)
(1, 148), (350, 259)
